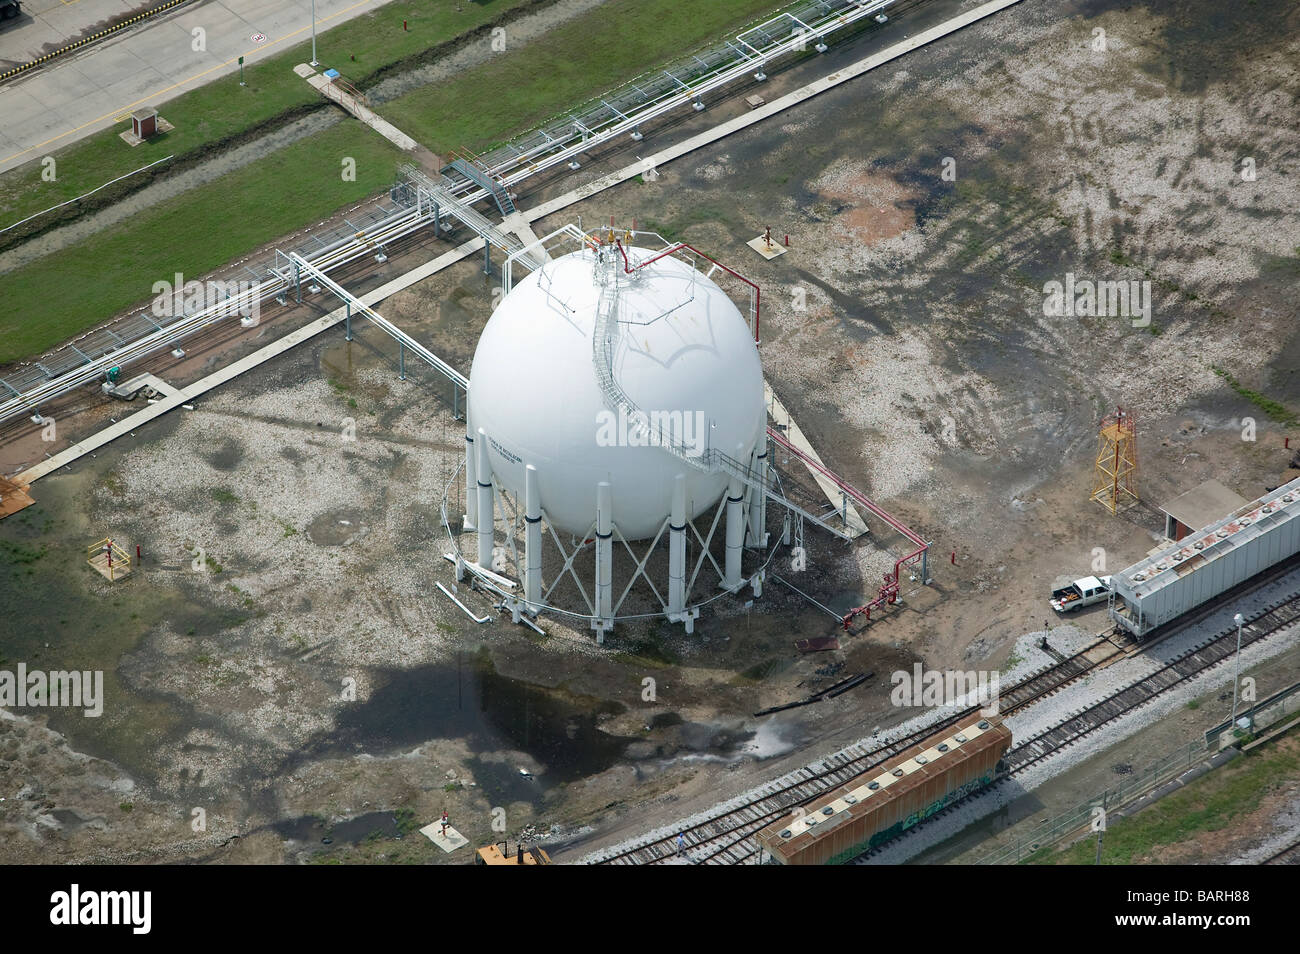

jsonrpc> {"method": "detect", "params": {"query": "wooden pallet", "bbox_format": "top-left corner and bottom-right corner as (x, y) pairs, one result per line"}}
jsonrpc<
(0, 476), (35, 519)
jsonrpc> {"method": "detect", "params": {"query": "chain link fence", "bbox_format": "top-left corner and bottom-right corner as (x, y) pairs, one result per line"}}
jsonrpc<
(977, 739), (1211, 865)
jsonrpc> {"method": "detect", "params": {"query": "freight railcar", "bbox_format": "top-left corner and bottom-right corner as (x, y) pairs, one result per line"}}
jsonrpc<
(1109, 476), (1300, 639)
(756, 713), (1011, 865)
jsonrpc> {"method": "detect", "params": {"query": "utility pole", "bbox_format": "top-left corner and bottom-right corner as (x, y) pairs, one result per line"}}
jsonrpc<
(1230, 612), (1244, 728)
(310, 0), (318, 66)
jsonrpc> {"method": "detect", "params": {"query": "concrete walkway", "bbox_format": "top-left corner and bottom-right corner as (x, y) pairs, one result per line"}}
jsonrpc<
(298, 63), (418, 151)
(500, 212), (552, 262)
(766, 384), (869, 537)
(0, 0), (393, 175)
(17, 233), (485, 484)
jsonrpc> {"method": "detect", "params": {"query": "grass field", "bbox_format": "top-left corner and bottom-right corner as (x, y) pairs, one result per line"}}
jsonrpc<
(1032, 733), (1300, 864)
(382, 0), (784, 154)
(0, 0), (546, 230)
(0, 123), (402, 364)
(0, 0), (791, 365)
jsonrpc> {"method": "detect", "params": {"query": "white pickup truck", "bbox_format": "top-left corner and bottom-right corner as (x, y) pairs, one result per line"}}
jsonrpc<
(1050, 575), (1112, 613)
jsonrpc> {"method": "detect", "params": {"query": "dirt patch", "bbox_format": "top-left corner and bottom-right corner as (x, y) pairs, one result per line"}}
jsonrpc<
(813, 159), (921, 246)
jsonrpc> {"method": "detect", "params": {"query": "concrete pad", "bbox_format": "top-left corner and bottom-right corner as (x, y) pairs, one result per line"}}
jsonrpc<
(0, 0), (135, 62)
(70, 44), (164, 90)
(747, 234), (788, 259)
(87, 549), (131, 582)
(94, 68), (180, 120)
(420, 822), (469, 853)
(1, 112), (72, 155)
(23, 64), (103, 109)
(501, 212), (552, 262)
(108, 372), (179, 399)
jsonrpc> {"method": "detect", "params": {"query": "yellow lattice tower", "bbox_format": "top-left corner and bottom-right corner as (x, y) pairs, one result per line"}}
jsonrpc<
(1091, 407), (1139, 514)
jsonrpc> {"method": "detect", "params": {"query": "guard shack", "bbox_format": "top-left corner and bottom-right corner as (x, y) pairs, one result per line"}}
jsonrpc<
(131, 107), (158, 140)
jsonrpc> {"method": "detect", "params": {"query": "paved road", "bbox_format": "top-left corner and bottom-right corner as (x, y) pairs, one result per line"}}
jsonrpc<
(0, 0), (393, 175)
(0, 0), (156, 64)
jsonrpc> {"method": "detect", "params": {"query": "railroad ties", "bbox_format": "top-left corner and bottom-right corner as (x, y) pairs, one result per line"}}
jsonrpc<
(597, 589), (1300, 864)
(1264, 837), (1300, 865)
(998, 648), (1107, 715)
(1006, 591), (1300, 774)
(596, 649), (1111, 865)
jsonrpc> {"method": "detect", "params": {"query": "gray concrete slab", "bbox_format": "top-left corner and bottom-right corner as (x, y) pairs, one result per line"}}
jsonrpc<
(0, 1), (143, 64)
(0, 0), (397, 175)
(23, 65), (102, 111)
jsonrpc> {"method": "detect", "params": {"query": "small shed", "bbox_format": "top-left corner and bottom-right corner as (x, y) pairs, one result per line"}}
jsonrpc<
(131, 107), (158, 140)
(1159, 478), (1247, 541)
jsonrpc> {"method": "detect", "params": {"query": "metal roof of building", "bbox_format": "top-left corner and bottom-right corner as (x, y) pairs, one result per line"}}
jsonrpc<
(1115, 475), (1300, 599)
(1159, 478), (1247, 532)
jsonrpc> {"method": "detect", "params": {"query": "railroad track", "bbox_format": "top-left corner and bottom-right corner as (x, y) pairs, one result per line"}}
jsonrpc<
(593, 642), (1111, 865)
(1004, 591), (1300, 774)
(596, 580), (1300, 865)
(1263, 837), (1300, 865)
(848, 589), (1300, 863)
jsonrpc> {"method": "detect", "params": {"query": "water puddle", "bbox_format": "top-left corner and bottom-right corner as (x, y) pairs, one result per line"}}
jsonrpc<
(305, 508), (368, 546)
(271, 810), (405, 846)
(302, 655), (636, 803)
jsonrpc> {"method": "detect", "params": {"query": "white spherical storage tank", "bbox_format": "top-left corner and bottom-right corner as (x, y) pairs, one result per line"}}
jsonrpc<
(468, 244), (765, 541)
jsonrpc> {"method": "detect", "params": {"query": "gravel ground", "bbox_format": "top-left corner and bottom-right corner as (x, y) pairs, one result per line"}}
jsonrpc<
(1233, 794), (1300, 865)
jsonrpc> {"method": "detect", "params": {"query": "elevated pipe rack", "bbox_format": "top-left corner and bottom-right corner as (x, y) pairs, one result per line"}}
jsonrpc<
(2, 0), (897, 430)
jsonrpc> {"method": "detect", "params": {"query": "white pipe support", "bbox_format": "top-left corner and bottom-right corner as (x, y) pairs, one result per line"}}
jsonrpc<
(476, 427), (494, 568)
(595, 481), (613, 620)
(668, 473), (687, 615)
(724, 475), (744, 589)
(524, 464), (542, 613)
